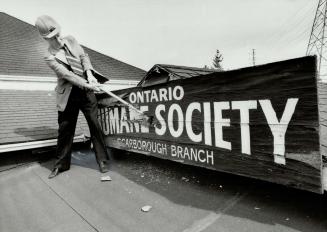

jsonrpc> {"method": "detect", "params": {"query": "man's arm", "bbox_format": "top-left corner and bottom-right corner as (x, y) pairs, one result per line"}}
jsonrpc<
(79, 51), (98, 83)
(70, 36), (99, 83)
(80, 53), (94, 72)
(45, 55), (97, 90)
(65, 35), (101, 84)
(66, 36), (94, 73)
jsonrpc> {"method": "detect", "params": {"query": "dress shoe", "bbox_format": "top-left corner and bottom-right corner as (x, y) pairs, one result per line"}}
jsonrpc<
(48, 168), (60, 179)
(99, 161), (109, 173)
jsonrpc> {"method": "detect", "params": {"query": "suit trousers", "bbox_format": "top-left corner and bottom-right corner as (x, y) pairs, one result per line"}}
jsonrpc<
(54, 86), (108, 170)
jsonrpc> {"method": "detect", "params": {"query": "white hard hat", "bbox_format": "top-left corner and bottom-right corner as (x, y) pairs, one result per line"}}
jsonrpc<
(35, 15), (61, 39)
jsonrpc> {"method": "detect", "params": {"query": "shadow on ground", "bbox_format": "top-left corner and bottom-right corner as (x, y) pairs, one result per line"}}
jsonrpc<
(70, 146), (327, 232)
(3, 144), (326, 232)
(0, 147), (55, 172)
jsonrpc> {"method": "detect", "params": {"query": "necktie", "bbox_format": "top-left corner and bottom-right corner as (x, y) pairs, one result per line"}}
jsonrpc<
(64, 45), (84, 77)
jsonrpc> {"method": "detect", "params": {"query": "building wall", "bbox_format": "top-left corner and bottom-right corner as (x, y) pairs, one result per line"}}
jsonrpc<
(0, 74), (140, 152)
(0, 75), (139, 91)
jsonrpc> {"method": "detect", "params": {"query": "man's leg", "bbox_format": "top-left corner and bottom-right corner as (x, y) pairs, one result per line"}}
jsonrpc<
(54, 98), (79, 171)
(81, 91), (108, 165)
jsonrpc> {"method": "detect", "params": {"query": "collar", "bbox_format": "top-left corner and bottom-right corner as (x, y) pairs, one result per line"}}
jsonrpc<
(54, 49), (68, 65)
(48, 37), (72, 55)
(62, 38), (74, 55)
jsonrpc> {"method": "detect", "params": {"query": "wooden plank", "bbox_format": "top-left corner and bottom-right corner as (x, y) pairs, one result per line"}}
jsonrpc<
(318, 82), (327, 191)
(318, 82), (327, 155)
(98, 56), (322, 193)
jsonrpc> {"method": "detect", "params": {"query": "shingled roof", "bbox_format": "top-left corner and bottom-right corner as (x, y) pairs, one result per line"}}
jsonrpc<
(0, 12), (146, 80)
(138, 64), (218, 87)
(155, 64), (217, 78)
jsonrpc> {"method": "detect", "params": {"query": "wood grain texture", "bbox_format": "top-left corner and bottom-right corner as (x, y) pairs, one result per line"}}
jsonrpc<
(318, 82), (327, 165)
(98, 56), (322, 193)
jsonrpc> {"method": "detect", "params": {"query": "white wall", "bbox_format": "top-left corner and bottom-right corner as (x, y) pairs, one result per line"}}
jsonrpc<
(0, 75), (139, 91)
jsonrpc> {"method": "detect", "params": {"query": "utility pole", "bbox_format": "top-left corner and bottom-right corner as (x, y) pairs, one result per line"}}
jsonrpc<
(306, 0), (327, 81)
(252, 49), (256, 66)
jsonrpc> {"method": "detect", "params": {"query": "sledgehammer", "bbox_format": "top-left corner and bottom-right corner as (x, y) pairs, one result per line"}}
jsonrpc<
(98, 85), (156, 126)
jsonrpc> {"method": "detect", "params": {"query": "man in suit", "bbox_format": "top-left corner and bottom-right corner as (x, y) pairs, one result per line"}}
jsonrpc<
(35, 15), (110, 178)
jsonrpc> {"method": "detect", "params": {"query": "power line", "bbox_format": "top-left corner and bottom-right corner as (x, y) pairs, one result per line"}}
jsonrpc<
(307, 0), (327, 81)
(263, 1), (316, 47)
(268, 3), (316, 50)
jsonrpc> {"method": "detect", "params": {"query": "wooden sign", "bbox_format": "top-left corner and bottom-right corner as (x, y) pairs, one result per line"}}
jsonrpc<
(97, 56), (323, 193)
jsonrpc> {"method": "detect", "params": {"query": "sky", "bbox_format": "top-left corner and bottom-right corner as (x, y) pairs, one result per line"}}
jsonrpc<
(2, 0), (318, 71)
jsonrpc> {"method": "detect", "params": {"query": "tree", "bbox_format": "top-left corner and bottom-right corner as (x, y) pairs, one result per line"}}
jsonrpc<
(212, 49), (223, 71)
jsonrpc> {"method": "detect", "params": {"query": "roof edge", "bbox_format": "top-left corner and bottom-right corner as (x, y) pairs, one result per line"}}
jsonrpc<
(82, 45), (146, 73)
(0, 75), (57, 82)
(156, 64), (216, 72)
(0, 12), (36, 29)
(0, 134), (87, 153)
(0, 74), (140, 84)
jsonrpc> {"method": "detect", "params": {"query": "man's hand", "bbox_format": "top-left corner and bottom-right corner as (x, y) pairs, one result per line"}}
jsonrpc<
(86, 70), (98, 84)
(86, 83), (103, 94)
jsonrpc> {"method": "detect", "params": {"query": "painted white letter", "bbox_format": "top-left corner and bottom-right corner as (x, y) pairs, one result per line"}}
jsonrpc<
(173, 86), (184, 101)
(185, 102), (202, 142)
(168, 104), (184, 137)
(140, 106), (149, 133)
(129, 92), (136, 103)
(214, 102), (231, 150)
(120, 107), (130, 133)
(155, 104), (166, 135)
(109, 107), (120, 134)
(232, 100), (257, 155)
(203, 102), (212, 146)
(259, 98), (299, 165)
